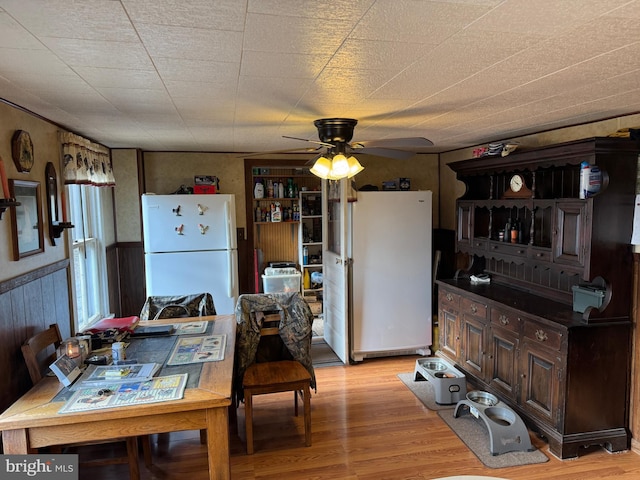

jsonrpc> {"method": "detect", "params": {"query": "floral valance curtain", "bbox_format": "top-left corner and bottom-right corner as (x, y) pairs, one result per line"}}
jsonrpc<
(60, 132), (115, 187)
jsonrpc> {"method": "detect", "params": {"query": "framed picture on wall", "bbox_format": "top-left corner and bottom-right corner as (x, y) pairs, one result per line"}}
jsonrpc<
(9, 179), (44, 260)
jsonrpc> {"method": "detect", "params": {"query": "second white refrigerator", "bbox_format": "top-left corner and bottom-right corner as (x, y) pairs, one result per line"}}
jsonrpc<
(141, 194), (239, 314)
(350, 191), (432, 361)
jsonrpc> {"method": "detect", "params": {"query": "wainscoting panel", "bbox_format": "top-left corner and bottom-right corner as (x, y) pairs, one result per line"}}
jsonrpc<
(0, 260), (71, 414)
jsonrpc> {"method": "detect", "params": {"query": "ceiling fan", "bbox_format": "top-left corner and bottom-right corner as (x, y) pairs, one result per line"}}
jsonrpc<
(284, 118), (434, 161)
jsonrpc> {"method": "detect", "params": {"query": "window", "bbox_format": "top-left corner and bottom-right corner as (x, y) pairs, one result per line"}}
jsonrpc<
(67, 184), (111, 332)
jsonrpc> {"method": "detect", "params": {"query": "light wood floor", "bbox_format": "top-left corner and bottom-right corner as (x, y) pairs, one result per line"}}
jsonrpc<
(84, 355), (640, 480)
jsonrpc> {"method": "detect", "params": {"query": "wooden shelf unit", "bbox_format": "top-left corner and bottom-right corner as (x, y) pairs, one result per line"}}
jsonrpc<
(438, 137), (639, 459)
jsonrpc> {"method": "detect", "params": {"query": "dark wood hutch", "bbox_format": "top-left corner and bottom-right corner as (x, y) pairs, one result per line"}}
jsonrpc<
(436, 137), (638, 459)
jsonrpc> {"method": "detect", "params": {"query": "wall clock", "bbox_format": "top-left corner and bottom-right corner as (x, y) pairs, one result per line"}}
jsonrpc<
(12, 130), (34, 173)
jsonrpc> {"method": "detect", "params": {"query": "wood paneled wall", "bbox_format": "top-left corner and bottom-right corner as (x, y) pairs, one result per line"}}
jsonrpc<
(0, 260), (71, 414)
(111, 242), (146, 317)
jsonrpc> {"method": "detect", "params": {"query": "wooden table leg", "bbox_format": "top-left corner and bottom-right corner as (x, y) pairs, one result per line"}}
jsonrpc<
(2, 429), (29, 454)
(126, 437), (141, 480)
(206, 406), (230, 480)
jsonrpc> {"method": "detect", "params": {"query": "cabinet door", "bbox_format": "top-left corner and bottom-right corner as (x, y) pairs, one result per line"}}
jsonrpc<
(553, 201), (589, 270)
(439, 308), (459, 362)
(519, 342), (563, 429)
(487, 325), (519, 400)
(460, 314), (486, 379)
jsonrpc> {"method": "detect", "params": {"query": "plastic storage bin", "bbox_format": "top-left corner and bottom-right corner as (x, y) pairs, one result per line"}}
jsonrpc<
(262, 270), (301, 293)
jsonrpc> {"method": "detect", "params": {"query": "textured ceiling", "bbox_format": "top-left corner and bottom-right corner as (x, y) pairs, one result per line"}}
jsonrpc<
(0, 0), (639, 154)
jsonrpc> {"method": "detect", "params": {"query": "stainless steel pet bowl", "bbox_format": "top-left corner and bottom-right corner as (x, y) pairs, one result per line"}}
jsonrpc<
(466, 390), (498, 406)
(421, 360), (447, 371)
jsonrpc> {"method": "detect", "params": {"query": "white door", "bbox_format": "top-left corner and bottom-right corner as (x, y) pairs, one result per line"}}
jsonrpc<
(322, 179), (350, 364)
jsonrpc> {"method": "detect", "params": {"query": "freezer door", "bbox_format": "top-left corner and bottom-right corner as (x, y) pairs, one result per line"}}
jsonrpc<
(144, 250), (239, 315)
(351, 191), (432, 357)
(142, 194), (237, 253)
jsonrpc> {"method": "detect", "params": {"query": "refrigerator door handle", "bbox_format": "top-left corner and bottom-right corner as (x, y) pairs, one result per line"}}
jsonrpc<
(228, 250), (237, 298)
(224, 201), (236, 249)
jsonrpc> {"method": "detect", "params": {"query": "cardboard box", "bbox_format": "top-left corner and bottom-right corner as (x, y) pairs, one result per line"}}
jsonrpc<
(193, 185), (217, 194)
(194, 175), (219, 186)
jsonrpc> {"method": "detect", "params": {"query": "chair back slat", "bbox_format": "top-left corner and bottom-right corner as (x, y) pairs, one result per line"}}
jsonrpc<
(21, 324), (62, 384)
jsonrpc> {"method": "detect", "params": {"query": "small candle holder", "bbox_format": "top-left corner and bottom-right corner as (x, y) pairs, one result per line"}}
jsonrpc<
(50, 221), (74, 245)
(58, 338), (82, 366)
(0, 198), (20, 220)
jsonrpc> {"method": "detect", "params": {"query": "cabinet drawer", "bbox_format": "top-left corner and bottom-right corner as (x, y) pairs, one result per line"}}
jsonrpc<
(460, 297), (488, 319)
(487, 242), (528, 258)
(470, 238), (488, 250)
(490, 308), (521, 333)
(523, 322), (563, 351)
(530, 247), (552, 262)
(438, 289), (460, 311)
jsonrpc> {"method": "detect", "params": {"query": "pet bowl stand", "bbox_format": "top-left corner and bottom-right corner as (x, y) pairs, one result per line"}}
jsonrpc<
(454, 391), (534, 455)
(414, 357), (467, 405)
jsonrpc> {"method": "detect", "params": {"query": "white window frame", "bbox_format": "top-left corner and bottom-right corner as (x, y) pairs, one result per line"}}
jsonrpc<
(67, 184), (111, 332)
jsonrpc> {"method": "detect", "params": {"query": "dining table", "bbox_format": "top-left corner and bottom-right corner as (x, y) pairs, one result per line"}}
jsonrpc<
(0, 314), (236, 480)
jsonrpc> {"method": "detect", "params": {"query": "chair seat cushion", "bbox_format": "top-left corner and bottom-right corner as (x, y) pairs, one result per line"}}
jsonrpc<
(244, 360), (311, 389)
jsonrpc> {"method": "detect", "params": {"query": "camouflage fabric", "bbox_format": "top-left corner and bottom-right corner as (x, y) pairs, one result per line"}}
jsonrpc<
(234, 292), (316, 403)
(139, 293), (216, 321)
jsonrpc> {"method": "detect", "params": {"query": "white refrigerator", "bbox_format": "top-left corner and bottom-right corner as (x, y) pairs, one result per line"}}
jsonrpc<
(141, 194), (239, 314)
(350, 191), (432, 361)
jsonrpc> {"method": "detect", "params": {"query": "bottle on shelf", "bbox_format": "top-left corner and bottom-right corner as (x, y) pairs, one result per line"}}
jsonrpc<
(254, 179), (264, 199)
(504, 217), (511, 242)
(287, 178), (294, 198)
(279, 180), (284, 199)
(267, 179), (274, 198)
(303, 246), (309, 265)
(303, 269), (311, 289)
(510, 219), (518, 243)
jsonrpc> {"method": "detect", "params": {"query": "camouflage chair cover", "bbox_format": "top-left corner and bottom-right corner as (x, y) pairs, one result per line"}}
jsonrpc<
(234, 292), (316, 403)
(139, 293), (216, 321)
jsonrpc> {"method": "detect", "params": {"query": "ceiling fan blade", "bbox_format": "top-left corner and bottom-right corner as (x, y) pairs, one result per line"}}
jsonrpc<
(351, 137), (434, 149)
(350, 147), (417, 160)
(283, 135), (334, 148)
(238, 146), (320, 158)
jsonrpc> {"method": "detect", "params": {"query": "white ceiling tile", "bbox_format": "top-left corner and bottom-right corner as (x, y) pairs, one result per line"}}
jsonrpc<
(122, 0), (248, 31)
(136, 23), (243, 62)
(0, 0), (138, 41)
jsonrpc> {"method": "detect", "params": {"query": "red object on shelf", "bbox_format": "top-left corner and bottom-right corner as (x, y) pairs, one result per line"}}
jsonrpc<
(194, 185), (217, 194)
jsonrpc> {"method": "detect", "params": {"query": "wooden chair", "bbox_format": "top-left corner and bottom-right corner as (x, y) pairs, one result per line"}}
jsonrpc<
(235, 293), (315, 454)
(21, 324), (151, 479)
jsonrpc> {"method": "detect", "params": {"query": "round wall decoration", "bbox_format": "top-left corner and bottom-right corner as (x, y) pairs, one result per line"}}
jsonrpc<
(12, 130), (34, 173)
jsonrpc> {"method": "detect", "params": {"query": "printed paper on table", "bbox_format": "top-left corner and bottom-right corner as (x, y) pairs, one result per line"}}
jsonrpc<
(173, 321), (208, 335)
(59, 374), (188, 414)
(70, 363), (160, 390)
(167, 335), (226, 365)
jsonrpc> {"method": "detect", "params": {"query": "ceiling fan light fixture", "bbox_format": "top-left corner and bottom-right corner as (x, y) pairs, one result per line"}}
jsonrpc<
(310, 156), (332, 179)
(346, 155), (364, 178)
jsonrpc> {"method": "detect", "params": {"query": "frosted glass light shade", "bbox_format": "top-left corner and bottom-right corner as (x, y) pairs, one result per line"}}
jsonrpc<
(310, 156), (332, 179)
(346, 156), (364, 177)
(331, 154), (349, 178)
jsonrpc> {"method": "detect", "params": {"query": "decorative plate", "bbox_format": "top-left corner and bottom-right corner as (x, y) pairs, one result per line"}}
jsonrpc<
(12, 130), (34, 173)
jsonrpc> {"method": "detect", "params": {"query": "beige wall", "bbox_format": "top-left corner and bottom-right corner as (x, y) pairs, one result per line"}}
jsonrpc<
(112, 149), (141, 243)
(0, 102), (68, 282)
